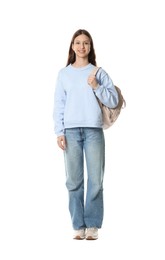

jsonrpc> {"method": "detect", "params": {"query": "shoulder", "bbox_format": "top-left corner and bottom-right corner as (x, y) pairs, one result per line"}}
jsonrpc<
(58, 65), (70, 74)
(96, 67), (108, 79)
(56, 65), (72, 80)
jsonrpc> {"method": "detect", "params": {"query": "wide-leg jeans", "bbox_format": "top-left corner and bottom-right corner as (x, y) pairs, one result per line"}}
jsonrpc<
(64, 127), (105, 230)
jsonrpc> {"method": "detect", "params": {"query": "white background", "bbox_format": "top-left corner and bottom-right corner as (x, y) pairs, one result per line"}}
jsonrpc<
(0, 0), (165, 259)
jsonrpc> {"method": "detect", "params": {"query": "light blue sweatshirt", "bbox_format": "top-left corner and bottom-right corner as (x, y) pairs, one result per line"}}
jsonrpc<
(53, 63), (118, 136)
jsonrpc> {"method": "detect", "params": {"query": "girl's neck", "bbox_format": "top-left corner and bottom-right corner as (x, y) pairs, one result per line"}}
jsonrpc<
(72, 59), (89, 68)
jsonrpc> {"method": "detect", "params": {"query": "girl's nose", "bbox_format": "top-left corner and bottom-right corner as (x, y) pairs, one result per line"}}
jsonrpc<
(80, 43), (85, 48)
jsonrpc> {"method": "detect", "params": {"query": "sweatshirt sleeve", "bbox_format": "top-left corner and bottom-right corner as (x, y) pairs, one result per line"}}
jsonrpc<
(53, 70), (66, 136)
(94, 68), (119, 108)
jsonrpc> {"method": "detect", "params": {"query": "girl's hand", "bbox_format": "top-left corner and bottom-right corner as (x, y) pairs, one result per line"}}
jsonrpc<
(87, 75), (99, 90)
(57, 135), (66, 150)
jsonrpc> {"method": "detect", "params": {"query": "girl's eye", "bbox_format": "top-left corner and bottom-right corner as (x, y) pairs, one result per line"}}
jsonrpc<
(74, 42), (90, 45)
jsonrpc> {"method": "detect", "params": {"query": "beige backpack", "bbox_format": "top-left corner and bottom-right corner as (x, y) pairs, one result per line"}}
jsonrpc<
(92, 67), (126, 129)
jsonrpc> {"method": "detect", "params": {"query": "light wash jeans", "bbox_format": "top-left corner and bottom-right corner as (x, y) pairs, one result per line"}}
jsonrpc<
(64, 127), (105, 230)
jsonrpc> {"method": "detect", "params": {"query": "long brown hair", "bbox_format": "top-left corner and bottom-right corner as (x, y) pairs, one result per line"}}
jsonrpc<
(66, 29), (97, 66)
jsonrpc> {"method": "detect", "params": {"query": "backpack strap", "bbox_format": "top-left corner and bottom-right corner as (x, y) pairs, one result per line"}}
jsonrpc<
(90, 66), (101, 76)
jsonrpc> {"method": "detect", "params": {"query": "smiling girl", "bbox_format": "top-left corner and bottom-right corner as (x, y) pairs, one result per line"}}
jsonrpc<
(53, 29), (118, 240)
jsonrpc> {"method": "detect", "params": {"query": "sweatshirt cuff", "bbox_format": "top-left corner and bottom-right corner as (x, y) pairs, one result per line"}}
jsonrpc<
(56, 130), (65, 137)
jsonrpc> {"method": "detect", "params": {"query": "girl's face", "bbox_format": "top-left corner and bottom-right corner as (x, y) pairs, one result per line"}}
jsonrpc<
(72, 34), (91, 59)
